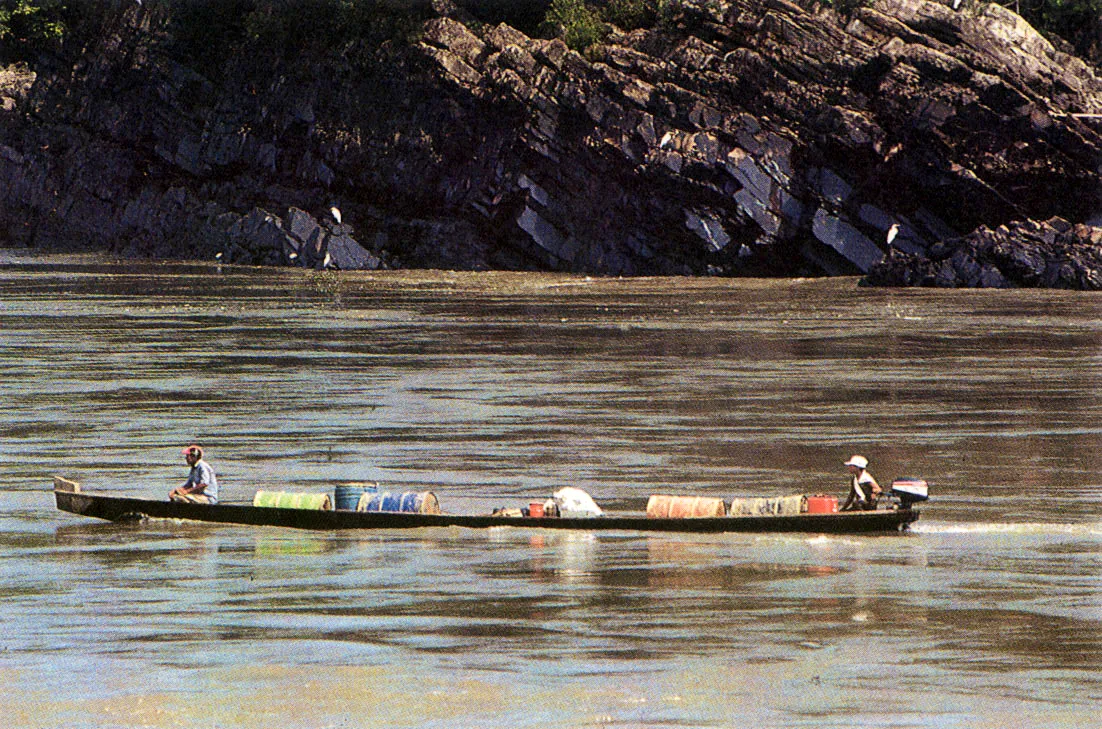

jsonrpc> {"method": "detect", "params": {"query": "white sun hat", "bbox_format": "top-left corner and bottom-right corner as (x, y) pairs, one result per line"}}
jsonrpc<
(844, 455), (869, 469)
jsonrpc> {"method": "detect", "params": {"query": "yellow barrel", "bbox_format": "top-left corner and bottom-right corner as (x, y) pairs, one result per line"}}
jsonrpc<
(646, 495), (726, 518)
(253, 490), (333, 510)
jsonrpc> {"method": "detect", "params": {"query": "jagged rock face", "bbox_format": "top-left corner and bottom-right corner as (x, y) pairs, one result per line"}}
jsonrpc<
(0, 65), (35, 113)
(0, 0), (1100, 283)
(865, 217), (1102, 288)
(417, 0), (1102, 275)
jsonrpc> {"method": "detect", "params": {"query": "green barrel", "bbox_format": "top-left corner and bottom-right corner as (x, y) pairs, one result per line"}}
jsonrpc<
(253, 490), (333, 510)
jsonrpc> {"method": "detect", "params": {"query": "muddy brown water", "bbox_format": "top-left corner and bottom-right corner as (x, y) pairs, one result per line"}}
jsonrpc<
(1, 255), (1099, 727)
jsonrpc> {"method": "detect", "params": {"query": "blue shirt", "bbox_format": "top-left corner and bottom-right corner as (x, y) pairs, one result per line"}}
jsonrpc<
(185, 460), (219, 503)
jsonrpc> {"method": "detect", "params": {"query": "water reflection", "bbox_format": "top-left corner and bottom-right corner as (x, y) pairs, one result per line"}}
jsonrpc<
(247, 533), (336, 558)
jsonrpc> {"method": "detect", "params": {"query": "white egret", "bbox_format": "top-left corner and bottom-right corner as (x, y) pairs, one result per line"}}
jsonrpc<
(330, 206), (342, 224)
(886, 223), (900, 246)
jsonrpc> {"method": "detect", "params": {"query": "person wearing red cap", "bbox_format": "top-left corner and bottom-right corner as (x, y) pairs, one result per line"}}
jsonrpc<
(840, 454), (880, 511)
(169, 445), (219, 504)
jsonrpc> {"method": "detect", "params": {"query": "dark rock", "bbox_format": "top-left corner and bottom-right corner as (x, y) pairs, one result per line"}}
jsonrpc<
(1, 2), (1101, 287)
(323, 233), (381, 270)
(978, 264), (1008, 289)
(285, 207), (324, 264)
(865, 217), (1102, 290)
(951, 249), (982, 286)
(811, 208), (884, 273)
(224, 209), (289, 265)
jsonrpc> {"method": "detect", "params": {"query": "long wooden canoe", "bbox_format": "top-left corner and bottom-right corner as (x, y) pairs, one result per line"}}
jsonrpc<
(52, 478), (920, 534)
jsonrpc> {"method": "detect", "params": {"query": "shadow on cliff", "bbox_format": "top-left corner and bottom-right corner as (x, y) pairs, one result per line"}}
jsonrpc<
(1, 0), (1100, 288)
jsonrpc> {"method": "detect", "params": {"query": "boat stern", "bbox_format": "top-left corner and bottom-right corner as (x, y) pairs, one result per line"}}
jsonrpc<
(54, 476), (82, 493)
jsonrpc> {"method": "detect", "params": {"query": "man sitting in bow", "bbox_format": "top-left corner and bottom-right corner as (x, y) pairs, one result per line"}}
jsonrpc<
(169, 445), (219, 504)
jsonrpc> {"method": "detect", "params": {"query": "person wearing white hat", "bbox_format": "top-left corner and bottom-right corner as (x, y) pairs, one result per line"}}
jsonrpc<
(841, 454), (881, 511)
(169, 445), (219, 504)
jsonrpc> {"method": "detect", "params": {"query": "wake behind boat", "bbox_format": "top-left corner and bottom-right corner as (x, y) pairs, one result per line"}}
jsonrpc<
(52, 477), (923, 534)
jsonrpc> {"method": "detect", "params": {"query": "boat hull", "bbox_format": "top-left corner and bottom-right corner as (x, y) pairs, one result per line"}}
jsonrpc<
(54, 489), (919, 534)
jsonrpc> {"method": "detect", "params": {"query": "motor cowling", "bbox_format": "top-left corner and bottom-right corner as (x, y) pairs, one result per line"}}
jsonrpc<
(888, 478), (929, 509)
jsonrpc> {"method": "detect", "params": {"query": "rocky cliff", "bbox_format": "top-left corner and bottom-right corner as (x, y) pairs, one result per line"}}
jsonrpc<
(1, 0), (1100, 287)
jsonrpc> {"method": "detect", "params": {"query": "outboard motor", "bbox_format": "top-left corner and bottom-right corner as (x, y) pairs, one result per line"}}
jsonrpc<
(887, 479), (929, 509)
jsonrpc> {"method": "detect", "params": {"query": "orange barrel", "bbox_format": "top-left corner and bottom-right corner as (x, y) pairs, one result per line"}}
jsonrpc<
(528, 502), (545, 518)
(646, 495), (671, 518)
(806, 495), (838, 514)
(646, 495), (726, 518)
(420, 491), (441, 515)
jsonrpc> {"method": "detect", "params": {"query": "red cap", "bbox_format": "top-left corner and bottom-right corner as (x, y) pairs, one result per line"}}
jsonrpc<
(182, 445), (203, 457)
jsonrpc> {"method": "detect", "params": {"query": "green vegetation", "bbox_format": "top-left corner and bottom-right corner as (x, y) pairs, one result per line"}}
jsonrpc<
(167, 0), (431, 80)
(2, 0), (1100, 70)
(540, 0), (607, 51)
(602, 0), (676, 31)
(166, 0), (253, 77)
(0, 0), (67, 63)
(539, 0), (677, 52)
(241, 0), (428, 54)
(1, 1), (432, 75)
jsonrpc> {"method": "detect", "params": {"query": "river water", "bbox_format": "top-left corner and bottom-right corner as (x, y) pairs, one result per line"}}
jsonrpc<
(1, 255), (1099, 728)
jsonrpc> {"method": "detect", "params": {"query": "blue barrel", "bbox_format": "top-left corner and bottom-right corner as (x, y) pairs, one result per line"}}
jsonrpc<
(399, 492), (423, 512)
(357, 490), (439, 514)
(358, 491), (408, 512)
(334, 482), (378, 511)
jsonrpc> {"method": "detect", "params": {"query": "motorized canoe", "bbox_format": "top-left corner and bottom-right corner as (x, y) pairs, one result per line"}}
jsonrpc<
(52, 478), (920, 534)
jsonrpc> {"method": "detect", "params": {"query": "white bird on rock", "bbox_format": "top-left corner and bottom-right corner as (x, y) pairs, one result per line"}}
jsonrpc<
(330, 206), (342, 225)
(886, 223), (900, 247)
